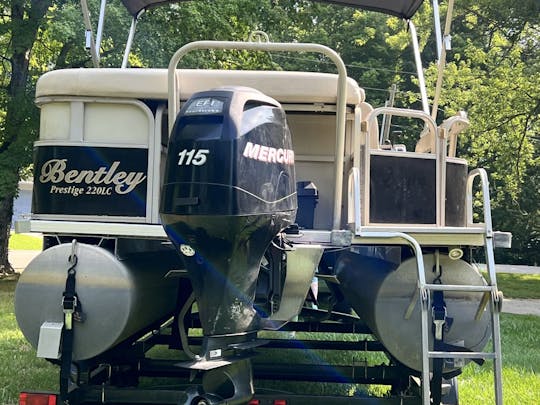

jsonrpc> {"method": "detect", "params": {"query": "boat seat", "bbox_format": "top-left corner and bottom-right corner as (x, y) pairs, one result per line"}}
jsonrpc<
(36, 68), (365, 106)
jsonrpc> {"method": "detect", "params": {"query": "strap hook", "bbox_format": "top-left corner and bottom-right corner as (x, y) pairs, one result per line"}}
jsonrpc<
(68, 239), (78, 266)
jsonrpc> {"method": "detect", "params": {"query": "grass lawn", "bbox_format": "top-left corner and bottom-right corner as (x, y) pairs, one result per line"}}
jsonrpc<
(1, 257), (538, 404)
(495, 273), (540, 299)
(0, 281), (57, 405)
(459, 314), (540, 404)
(8, 233), (43, 251)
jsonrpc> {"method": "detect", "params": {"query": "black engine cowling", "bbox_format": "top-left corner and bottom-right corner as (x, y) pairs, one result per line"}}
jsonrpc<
(160, 86), (296, 352)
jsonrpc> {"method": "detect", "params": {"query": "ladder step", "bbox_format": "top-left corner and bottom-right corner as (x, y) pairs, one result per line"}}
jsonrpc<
(423, 283), (494, 293)
(428, 351), (497, 360)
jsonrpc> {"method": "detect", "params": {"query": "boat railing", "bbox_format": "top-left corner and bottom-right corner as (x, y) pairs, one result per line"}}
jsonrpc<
(368, 107), (438, 142)
(347, 129), (497, 235)
(466, 168), (492, 231)
(167, 40), (349, 231)
(363, 107), (447, 226)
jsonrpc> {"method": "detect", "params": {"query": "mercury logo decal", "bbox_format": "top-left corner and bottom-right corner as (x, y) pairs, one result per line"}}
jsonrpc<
(39, 159), (146, 195)
(243, 141), (294, 165)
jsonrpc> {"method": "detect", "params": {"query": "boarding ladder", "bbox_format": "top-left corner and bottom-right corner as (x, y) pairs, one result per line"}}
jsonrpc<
(415, 168), (503, 405)
(348, 163), (504, 404)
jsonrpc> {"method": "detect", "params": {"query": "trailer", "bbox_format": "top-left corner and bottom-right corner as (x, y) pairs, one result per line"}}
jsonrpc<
(14, 1), (511, 404)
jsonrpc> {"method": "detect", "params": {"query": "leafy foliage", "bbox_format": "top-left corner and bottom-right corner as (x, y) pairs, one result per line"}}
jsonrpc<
(424, 0), (540, 263)
(0, 0), (538, 264)
(0, 0), (54, 274)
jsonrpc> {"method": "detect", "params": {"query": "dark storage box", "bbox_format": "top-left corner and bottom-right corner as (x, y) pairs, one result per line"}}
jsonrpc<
(369, 154), (467, 226)
(296, 181), (319, 229)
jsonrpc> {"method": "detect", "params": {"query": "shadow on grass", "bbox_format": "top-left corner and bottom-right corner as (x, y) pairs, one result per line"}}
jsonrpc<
(0, 279), (18, 292)
(1, 280), (538, 404)
(499, 314), (540, 371)
(0, 279), (57, 405)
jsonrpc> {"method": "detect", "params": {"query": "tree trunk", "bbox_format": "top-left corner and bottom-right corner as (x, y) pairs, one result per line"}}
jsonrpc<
(0, 0), (53, 273)
(0, 195), (15, 275)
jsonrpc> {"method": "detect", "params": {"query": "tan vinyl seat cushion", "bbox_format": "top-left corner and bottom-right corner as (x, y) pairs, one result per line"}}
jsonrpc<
(36, 68), (365, 105)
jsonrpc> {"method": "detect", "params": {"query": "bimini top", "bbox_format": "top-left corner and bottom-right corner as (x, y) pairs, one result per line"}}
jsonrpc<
(121, 0), (425, 20)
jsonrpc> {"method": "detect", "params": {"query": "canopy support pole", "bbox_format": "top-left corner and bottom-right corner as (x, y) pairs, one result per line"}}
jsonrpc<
(122, 11), (144, 68)
(95, 0), (107, 56)
(432, 0), (442, 60)
(80, 0), (100, 67)
(408, 21), (430, 114)
(431, 0), (455, 121)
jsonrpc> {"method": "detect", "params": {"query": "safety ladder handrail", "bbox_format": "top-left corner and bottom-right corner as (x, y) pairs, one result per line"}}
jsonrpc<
(356, 230), (431, 403)
(421, 261), (503, 405)
(466, 168), (493, 234)
(353, 165), (502, 404)
(433, 167), (503, 405)
(468, 168), (503, 404)
(347, 167), (362, 234)
(167, 40), (348, 231)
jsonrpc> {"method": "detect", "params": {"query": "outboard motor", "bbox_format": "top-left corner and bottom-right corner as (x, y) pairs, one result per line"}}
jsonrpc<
(160, 86), (296, 402)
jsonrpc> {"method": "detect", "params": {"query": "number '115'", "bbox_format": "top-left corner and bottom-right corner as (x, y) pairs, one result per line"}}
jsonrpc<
(177, 149), (209, 166)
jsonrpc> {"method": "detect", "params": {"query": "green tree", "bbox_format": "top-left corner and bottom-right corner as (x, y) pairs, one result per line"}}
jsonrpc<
(425, 0), (540, 263)
(1, 0), (538, 269)
(0, 0), (132, 275)
(0, 0), (54, 275)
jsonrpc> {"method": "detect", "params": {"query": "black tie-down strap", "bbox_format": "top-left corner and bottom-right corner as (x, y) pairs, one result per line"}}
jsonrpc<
(430, 290), (447, 405)
(60, 245), (85, 404)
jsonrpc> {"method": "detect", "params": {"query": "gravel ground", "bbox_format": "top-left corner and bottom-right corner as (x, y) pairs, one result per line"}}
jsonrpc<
(499, 298), (540, 316)
(9, 249), (40, 271)
(475, 263), (540, 275)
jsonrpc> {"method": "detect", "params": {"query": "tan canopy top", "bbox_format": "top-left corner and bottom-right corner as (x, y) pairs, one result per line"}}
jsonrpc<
(120, 0), (425, 19)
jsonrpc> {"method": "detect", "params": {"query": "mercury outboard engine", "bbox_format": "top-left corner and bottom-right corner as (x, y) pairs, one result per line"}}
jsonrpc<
(160, 86), (296, 403)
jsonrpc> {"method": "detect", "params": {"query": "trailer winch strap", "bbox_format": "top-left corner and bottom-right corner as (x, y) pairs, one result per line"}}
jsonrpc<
(59, 250), (84, 404)
(430, 290), (446, 405)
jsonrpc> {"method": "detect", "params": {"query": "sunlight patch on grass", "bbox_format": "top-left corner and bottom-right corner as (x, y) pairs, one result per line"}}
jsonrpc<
(1, 273), (538, 403)
(8, 233), (43, 251)
(459, 313), (540, 404)
(460, 365), (540, 405)
(0, 328), (24, 341)
(495, 272), (540, 299)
